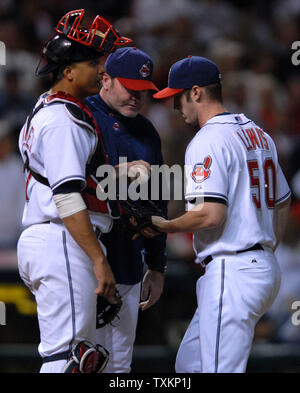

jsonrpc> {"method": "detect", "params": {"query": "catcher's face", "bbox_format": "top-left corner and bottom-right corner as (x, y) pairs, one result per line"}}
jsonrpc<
(101, 75), (147, 118)
(68, 56), (106, 99)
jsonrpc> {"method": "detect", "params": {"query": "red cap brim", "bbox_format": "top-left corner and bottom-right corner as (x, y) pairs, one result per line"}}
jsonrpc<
(152, 87), (184, 99)
(117, 77), (159, 91)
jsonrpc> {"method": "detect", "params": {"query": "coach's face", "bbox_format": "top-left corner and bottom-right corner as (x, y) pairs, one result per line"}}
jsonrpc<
(101, 75), (147, 118)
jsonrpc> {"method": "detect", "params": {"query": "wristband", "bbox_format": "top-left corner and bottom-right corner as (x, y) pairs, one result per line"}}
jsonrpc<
(148, 266), (167, 274)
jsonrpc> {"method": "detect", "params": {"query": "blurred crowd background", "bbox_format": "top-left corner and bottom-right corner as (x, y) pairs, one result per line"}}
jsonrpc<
(0, 0), (300, 372)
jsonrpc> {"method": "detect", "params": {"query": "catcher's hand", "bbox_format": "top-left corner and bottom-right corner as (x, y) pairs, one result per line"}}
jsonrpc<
(96, 288), (123, 329)
(115, 199), (166, 239)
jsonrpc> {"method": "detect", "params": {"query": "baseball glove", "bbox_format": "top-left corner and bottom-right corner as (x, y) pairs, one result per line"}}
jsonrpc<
(115, 199), (166, 239)
(96, 288), (123, 329)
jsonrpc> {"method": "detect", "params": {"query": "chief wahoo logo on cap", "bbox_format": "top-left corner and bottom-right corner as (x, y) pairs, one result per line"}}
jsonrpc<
(139, 61), (151, 78)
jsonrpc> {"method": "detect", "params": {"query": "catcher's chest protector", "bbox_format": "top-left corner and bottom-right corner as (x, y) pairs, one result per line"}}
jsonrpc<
(24, 91), (110, 214)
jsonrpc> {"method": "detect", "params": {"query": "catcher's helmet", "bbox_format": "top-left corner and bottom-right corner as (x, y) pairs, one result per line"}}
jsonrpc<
(36, 9), (132, 76)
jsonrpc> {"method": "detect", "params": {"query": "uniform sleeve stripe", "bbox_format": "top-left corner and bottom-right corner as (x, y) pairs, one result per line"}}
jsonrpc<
(185, 192), (228, 202)
(275, 190), (291, 205)
(204, 197), (228, 206)
(51, 176), (86, 191)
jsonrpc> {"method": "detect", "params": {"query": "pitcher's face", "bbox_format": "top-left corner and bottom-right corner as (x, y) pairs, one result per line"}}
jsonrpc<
(174, 91), (199, 128)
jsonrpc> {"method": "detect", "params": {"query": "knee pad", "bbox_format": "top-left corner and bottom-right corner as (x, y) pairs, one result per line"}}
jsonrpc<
(62, 341), (109, 373)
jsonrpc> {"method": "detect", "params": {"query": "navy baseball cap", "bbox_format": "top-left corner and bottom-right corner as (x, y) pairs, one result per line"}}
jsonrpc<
(105, 47), (158, 91)
(153, 56), (221, 99)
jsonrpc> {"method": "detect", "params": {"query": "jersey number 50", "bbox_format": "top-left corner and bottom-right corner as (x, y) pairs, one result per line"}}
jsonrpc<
(247, 158), (276, 209)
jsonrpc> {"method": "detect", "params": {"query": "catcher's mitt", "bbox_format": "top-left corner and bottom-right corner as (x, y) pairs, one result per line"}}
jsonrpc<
(96, 289), (122, 329)
(115, 199), (166, 239)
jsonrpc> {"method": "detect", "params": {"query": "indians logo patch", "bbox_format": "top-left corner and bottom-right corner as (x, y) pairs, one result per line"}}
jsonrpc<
(139, 61), (151, 78)
(191, 156), (212, 183)
(113, 122), (120, 131)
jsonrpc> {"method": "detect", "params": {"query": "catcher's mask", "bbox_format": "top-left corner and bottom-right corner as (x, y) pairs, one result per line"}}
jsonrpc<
(36, 9), (132, 76)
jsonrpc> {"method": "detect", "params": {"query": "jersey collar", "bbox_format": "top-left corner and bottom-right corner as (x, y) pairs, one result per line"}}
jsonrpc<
(86, 93), (113, 115)
(201, 112), (250, 130)
(86, 93), (128, 120)
(214, 111), (231, 117)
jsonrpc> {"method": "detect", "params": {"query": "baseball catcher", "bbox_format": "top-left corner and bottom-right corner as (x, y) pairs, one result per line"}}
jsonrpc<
(17, 8), (133, 373)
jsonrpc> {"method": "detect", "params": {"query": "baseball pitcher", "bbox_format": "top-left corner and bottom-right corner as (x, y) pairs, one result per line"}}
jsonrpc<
(152, 56), (291, 373)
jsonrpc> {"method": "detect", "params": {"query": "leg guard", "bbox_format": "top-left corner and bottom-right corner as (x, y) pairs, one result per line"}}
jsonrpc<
(62, 341), (109, 373)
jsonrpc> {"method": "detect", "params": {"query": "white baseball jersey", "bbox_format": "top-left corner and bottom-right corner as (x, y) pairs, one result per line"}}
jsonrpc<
(184, 113), (291, 261)
(19, 93), (113, 232)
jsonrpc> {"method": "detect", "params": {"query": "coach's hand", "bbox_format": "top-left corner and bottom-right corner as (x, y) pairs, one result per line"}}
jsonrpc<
(139, 270), (164, 311)
(94, 257), (116, 298)
(132, 226), (161, 240)
(115, 160), (151, 181)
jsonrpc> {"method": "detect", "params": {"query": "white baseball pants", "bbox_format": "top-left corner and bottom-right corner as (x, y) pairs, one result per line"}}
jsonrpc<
(17, 222), (99, 373)
(175, 248), (281, 373)
(96, 282), (141, 373)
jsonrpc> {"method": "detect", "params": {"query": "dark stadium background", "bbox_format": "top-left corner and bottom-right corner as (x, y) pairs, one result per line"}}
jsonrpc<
(0, 0), (300, 373)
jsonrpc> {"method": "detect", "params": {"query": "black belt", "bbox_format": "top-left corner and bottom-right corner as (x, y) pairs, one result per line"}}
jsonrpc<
(201, 243), (264, 267)
(40, 222), (101, 240)
(42, 351), (69, 363)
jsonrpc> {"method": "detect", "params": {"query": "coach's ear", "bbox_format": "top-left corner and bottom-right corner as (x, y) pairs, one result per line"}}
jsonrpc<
(101, 73), (112, 90)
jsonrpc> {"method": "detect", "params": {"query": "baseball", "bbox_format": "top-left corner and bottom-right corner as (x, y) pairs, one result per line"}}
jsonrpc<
(128, 164), (150, 184)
